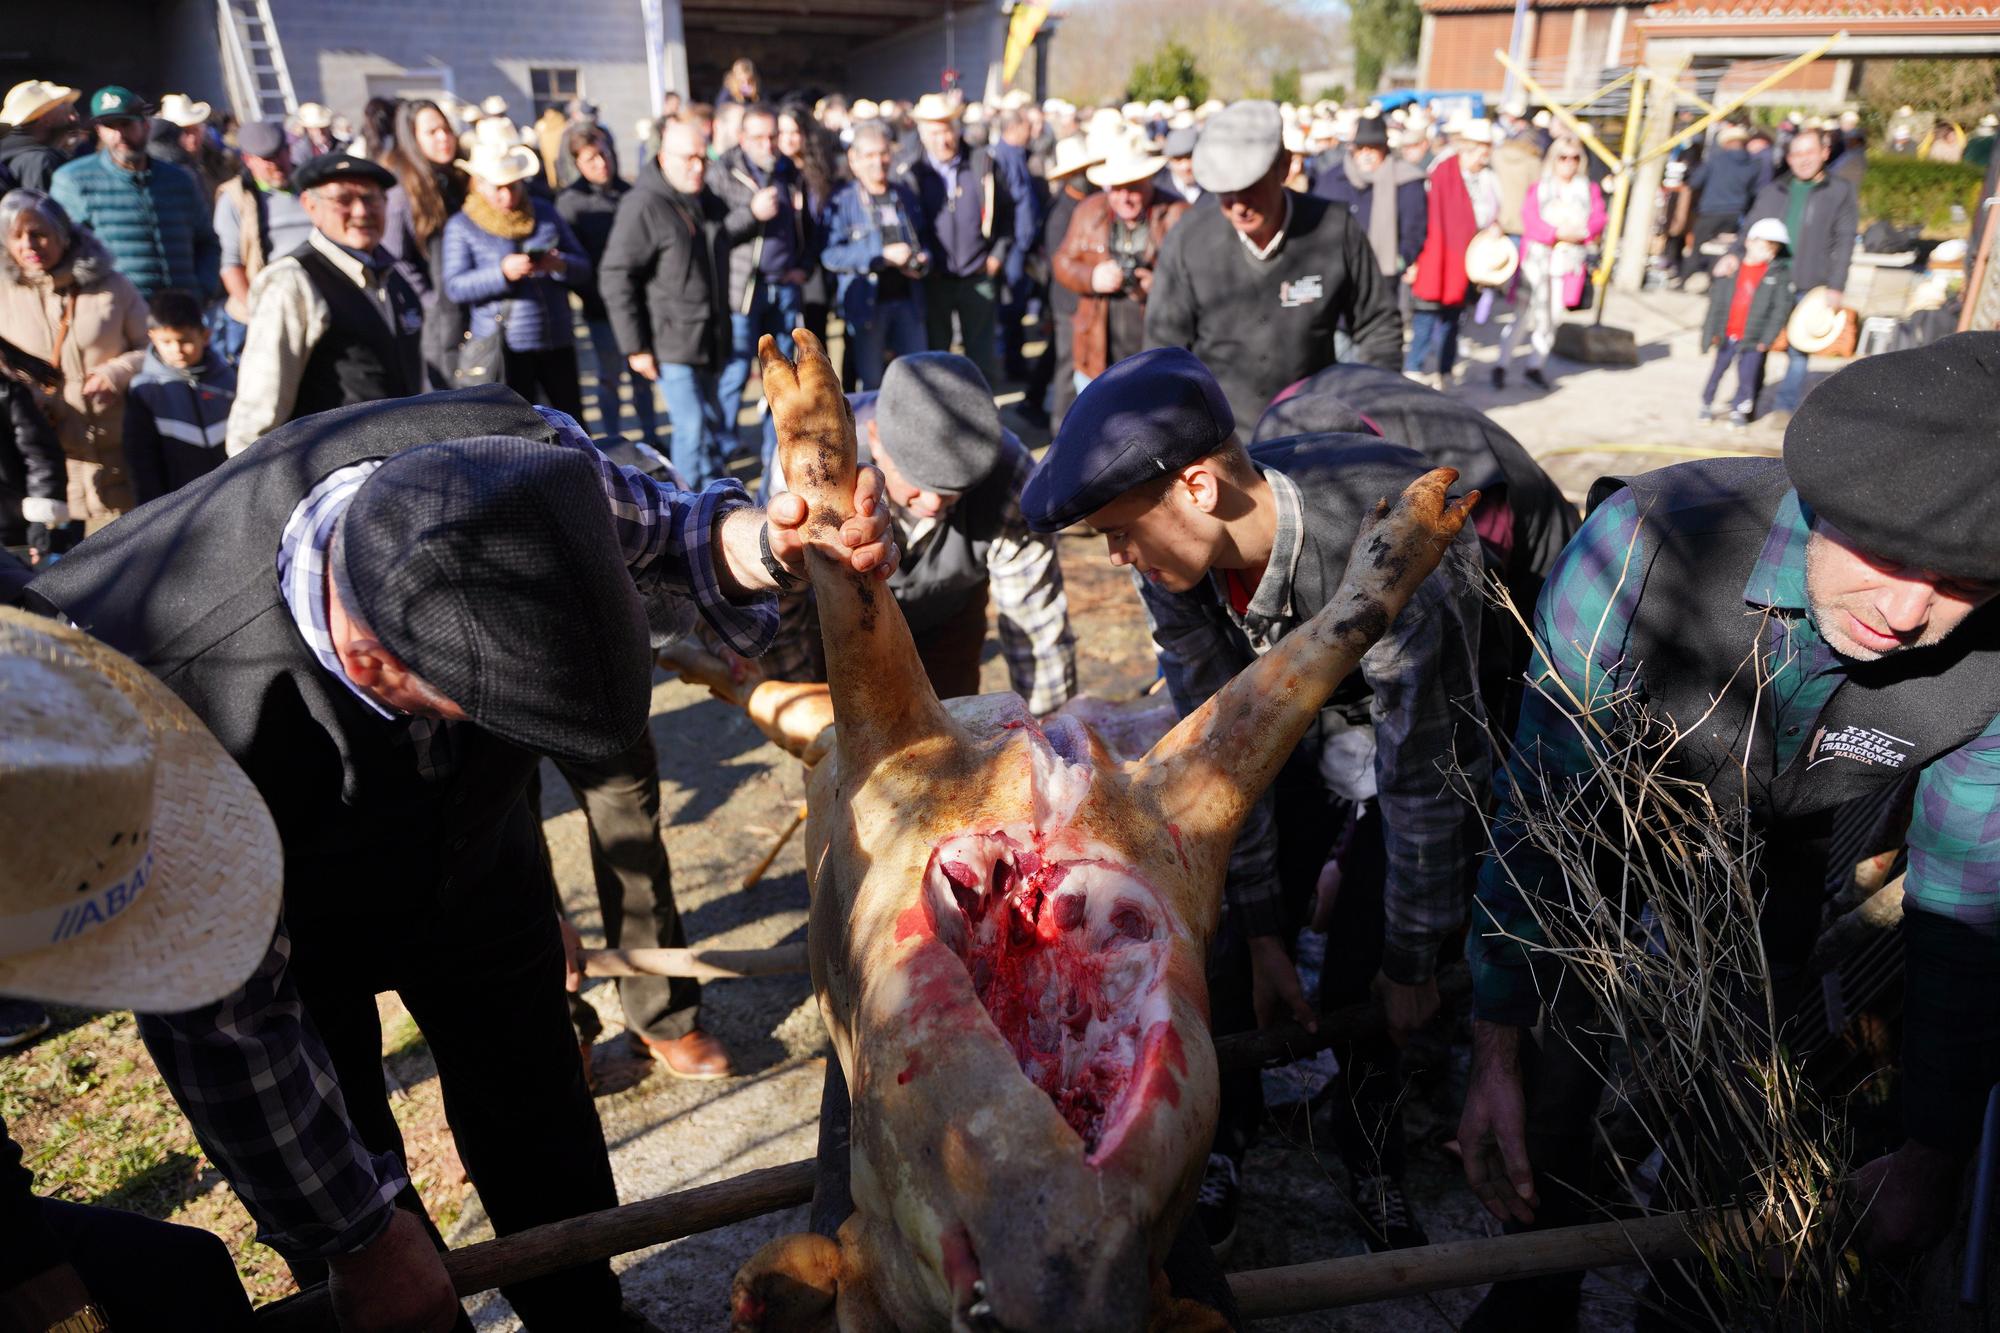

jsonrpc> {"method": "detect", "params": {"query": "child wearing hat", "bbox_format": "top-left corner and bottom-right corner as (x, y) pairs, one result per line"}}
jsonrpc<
(1698, 216), (1792, 428)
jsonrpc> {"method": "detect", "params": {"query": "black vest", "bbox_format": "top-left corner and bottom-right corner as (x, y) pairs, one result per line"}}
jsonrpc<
(27, 388), (563, 926)
(290, 243), (424, 423)
(1592, 458), (2000, 825)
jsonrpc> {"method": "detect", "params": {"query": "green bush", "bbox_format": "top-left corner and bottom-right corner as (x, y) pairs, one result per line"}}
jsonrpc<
(1127, 41), (1209, 107)
(1858, 152), (1987, 234)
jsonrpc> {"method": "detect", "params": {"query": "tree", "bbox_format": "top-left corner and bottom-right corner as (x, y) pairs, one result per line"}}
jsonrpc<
(1127, 40), (1211, 105)
(1268, 66), (1303, 105)
(1861, 58), (2000, 134)
(1350, 0), (1421, 95)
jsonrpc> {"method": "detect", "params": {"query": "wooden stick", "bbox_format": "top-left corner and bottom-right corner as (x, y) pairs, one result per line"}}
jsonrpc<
(1232, 1210), (1707, 1320)
(741, 806), (807, 890)
(254, 1160), (815, 1331)
(580, 943), (809, 980)
(1213, 963), (1470, 1072)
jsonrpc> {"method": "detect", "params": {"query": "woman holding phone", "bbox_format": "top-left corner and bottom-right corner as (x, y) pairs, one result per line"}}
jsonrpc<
(443, 139), (592, 418)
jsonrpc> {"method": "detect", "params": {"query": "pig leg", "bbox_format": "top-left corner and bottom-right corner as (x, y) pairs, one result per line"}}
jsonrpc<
(756, 331), (954, 772)
(730, 1232), (841, 1332)
(1133, 468), (1478, 894)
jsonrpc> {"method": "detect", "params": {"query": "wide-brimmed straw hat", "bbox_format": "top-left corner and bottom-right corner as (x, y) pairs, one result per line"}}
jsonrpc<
(2, 80), (79, 127)
(1047, 135), (1103, 181)
(1786, 288), (1846, 354)
(0, 609), (282, 1012)
(295, 101), (334, 130)
(911, 92), (963, 123)
(1088, 142), (1165, 189)
(157, 93), (212, 128)
(459, 140), (541, 187)
(1465, 229), (1520, 287)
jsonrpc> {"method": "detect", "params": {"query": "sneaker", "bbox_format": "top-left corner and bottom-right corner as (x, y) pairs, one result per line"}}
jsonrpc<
(1726, 409), (1750, 429)
(1194, 1152), (1241, 1256)
(1696, 404), (1716, 424)
(1490, 366), (1506, 388)
(1348, 1173), (1429, 1252)
(0, 1000), (50, 1053)
(1524, 367), (1550, 390)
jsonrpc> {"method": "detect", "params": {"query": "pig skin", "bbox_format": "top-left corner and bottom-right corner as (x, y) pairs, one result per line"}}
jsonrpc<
(730, 331), (1475, 1333)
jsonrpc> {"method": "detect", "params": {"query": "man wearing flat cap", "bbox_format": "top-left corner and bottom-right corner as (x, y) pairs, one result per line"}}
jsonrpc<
(1145, 100), (1402, 428)
(1457, 334), (2000, 1330)
(212, 122), (310, 358)
(1023, 346), (1489, 1256)
(226, 152), (422, 455)
(1153, 125), (1205, 209)
(27, 387), (897, 1331)
(764, 350), (1076, 712)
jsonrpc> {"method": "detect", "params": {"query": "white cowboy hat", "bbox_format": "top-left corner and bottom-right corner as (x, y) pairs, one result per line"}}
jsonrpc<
(295, 101), (334, 130)
(1195, 99), (1225, 120)
(459, 140), (541, 187)
(473, 115), (522, 149)
(1121, 101), (1146, 122)
(1087, 142), (1165, 188)
(157, 93), (212, 128)
(0, 610), (282, 1012)
(1000, 89), (1032, 111)
(1449, 117), (1498, 145)
(1785, 287), (1846, 355)
(1, 80), (79, 127)
(1465, 229), (1520, 287)
(910, 92), (963, 123)
(851, 98), (880, 120)
(1047, 135), (1103, 181)
(481, 94), (510, 119)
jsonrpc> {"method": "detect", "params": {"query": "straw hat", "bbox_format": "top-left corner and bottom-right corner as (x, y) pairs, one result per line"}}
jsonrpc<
(1, 80), (79, 127)
(473, 115), (522, 149)
(481, 94), (510, 119)
(296, 101), (333, 130)
(157, 93), (212, 128)
(1465, 229), (1520, 287)
(1785, 288), (1846, 354)
(1449, 117), (1498, 145)
(459, 140), (541, 187)
(851, 98), (880, 120)
(0, 610), (281, 1011)
(911, 92), (963, 123)
(1088, 141), (1165, 188)
(1195, 99), (1225, 120)
(1046, 135), (1103, 181)
(1000, 88), (1032, 111)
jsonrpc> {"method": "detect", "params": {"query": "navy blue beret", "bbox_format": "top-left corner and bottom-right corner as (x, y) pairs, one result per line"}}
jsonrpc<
(1022, 347), (1235, 532)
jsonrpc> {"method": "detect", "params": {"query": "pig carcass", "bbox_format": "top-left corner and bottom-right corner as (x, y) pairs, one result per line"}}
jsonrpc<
(729, 331), (1475, 1333)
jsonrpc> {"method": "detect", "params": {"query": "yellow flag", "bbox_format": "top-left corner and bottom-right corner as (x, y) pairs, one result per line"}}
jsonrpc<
(1002, 3), (1049, 87)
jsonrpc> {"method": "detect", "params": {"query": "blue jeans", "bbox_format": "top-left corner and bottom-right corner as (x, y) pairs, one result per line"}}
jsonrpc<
(657, 362), (729, 489)
(846, 297), (927, 391)
(585, 316), (660, 443)
(1404, 303), (1464, 377)
(1774, 290), (1811, 413)
(717, 280), (806, 459)
(1701, 338), (1767, 415)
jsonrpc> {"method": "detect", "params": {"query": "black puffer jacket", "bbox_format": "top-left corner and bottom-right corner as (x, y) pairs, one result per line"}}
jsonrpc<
(596, 158), (757, 368)
(0, 128), (67, 193)
(0, 348), (66, 549)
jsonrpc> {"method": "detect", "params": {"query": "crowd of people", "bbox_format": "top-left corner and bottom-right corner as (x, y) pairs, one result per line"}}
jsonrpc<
(0, 57), (1997, 1333)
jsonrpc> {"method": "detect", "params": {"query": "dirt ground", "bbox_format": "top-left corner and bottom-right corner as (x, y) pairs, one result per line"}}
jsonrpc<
(1, 288), (1857, 1330)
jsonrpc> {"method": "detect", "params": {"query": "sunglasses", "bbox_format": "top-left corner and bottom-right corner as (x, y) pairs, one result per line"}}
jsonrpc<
(1556, 153), (1583, 161)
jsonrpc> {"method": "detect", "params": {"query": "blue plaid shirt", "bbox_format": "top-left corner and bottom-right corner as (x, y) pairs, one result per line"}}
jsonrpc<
(145, 407), (778, 1261)
(1470, 486), (2000, 1024)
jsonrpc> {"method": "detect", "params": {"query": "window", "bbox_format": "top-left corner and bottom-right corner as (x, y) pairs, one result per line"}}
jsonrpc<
(529, 67), (583, 119)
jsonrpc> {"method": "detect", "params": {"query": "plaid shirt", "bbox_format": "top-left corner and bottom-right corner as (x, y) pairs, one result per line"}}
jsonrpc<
(1469, 487), (2000, 1026)
(760, 435), (1076, 715)
(1147, 465), (1489, 980)
(145, 407), (778, 1261)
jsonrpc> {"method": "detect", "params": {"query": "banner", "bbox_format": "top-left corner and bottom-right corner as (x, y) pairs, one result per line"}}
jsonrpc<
(1002, 3), (1049, 87)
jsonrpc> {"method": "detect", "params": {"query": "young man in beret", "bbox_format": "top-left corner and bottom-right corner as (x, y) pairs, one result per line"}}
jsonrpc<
(226, 152), (423, 454)
(1457, 334), (2000, 1330)
(1023, 346), (1491, 1255)
(27, 387), (897, 1332)
(762, 350), (1077, 713)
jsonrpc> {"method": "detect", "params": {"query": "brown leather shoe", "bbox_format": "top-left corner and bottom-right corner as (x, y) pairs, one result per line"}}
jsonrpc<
(631, 1028), (734, 1080)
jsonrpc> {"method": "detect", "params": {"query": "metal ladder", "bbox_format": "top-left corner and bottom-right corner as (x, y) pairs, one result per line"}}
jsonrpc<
(217, 0), (298, 124)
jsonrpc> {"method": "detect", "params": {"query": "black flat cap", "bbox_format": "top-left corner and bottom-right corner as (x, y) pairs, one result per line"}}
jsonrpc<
(1353, 115), (1390, 150)
(1022, 347), (1234, 532)
(292, 151), (395, 193)
(1785, 331), (2000, 582)
(334, 436), (653, 763)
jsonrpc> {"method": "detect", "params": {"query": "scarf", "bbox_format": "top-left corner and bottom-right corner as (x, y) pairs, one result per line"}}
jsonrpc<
(462, 190), (536, 240)
(1342, 154), (1422, 276)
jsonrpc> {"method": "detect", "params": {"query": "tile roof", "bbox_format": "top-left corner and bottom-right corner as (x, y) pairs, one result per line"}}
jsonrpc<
(1643, 0), (2000, 18)
(1421, 0), (1640, 13)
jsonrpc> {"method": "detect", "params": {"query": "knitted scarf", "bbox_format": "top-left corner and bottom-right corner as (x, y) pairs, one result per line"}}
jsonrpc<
(462, 190), (535, 240)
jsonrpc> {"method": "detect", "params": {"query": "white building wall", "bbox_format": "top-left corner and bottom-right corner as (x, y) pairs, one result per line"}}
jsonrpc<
(842, 3), (1007, 103)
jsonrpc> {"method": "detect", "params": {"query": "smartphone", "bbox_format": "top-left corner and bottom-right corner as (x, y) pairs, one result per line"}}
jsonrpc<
(523, 245), (550, 261)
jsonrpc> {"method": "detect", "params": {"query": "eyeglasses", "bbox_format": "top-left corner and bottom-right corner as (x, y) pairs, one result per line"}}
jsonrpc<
(1556, 153), (1583, 161)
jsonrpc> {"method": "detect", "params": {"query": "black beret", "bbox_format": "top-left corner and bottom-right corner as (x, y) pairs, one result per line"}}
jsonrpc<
(334, 436), (653, 763)
(291, 151), (395, 193)
(1022, 347), (1235, 532)
(1784, 332), (2000, 582)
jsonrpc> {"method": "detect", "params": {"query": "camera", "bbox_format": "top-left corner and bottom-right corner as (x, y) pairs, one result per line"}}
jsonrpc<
(1117, 250), (1145, 298)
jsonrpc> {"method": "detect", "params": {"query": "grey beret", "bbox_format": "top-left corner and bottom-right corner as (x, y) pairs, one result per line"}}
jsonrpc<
(1192, 100), (1282, 194)
(874, 353), (1003, 493)
(1163, 126), (1199, 159)
(237, 121), (285, 160)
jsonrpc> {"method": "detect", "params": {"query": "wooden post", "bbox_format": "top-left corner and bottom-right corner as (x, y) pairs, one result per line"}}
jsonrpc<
(580, 943), (810, 980)
(1615, 56), (1687, 293)
(254, 1160), (816, 1331)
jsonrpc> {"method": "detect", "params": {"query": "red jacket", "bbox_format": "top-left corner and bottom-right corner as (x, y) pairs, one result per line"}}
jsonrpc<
(1412, 157), (1477, 306)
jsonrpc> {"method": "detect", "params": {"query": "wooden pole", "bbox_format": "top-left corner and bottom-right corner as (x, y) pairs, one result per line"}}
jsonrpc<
(1232, 1210), (1708, 1320)
(1491, 50), (1624, 174)
(580, 942), (810, 980)
(741, 806), (808, 890)
(1593, 65), (1650, 313)
(1626, 32), (1849, 171)
(254, 1160), (816, 1331)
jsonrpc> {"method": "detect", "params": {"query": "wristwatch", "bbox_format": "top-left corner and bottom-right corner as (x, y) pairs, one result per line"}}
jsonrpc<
(758, 521), (807, 592)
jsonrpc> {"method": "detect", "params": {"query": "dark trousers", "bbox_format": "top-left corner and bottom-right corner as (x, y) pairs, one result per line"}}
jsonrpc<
(503, 345), (585, 421)
(15, 1197), (254, 1332)
(548, 729), (700, 1043)
(924, 271), (1000, 388)
(1678, 211), (1740, 280)
(998, 269), (1033, 377)
(910, 583), (991, 702)
(1701, 337), (1767, 415)
(284, 795), (621, 1328)
(1404, 303), (1465, 378)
